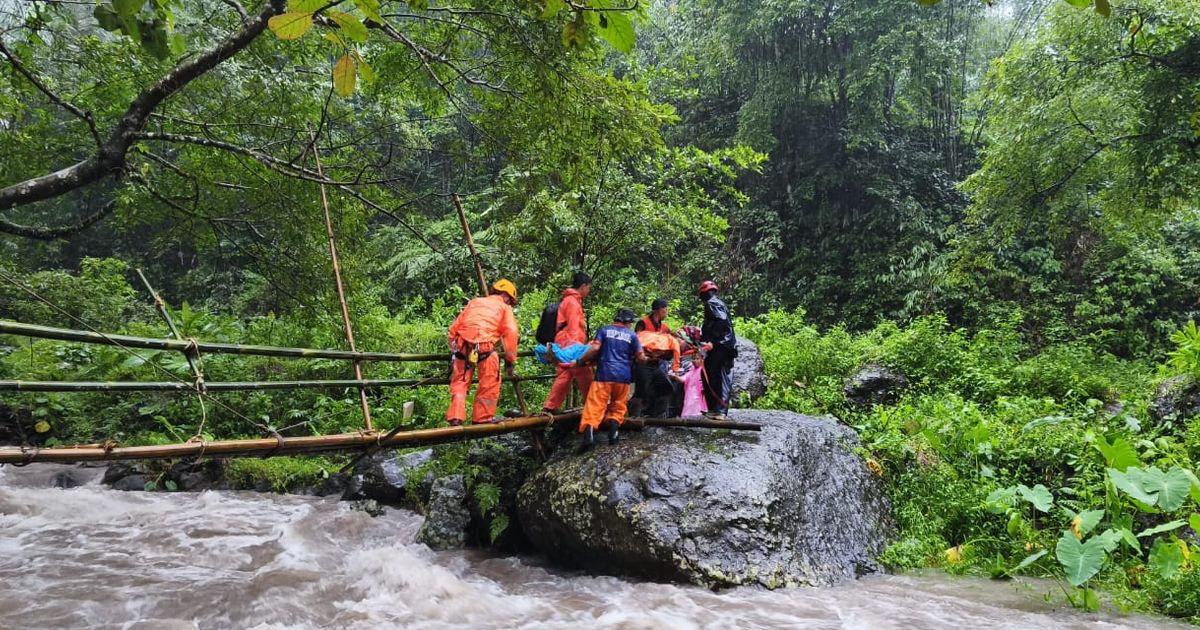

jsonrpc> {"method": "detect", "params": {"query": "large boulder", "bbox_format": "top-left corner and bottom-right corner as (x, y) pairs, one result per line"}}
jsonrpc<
(1149, 375), (1200, 425)
(516, 410), (893, 589)
(844, 364), (909, 407)
(730, 336), (768, 404)
(416, 474), (471, 550)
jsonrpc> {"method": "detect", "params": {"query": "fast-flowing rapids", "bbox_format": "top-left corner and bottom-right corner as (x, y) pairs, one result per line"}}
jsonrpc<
(0, 465), (1185, 630)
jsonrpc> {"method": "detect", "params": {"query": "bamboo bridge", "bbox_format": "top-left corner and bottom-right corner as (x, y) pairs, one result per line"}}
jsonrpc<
(0, 319), (758, 466)
(0, 193), (757, 468)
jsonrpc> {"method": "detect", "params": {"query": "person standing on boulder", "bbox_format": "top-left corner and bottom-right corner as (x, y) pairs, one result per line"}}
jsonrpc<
(445, 279), (519, 426)
(562, 308), (646, 450)
(542, 271), (594, 414)
(632, 298), (679, 417)
(698, 280), (736, 420)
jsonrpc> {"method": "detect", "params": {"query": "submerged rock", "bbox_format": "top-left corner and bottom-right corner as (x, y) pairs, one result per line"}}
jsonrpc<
(844, 364), (909, 406)
(416, 474), (471, 550)
(516, 410), (892, 589)
(730, 336), (768, 404)
(50, 469), (87, 489)
(110, 474), (150, 492)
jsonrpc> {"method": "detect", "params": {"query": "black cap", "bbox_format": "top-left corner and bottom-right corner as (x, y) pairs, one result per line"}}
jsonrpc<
(572, 271), (593, 288)
(615, 308), (637, 323)
(651, 298), (668, 311)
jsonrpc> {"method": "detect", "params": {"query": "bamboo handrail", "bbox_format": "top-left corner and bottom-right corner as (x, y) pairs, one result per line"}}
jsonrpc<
(0, 373), (555, 393)
(0, 320), (534, 362)
(0, 412), (761, 464)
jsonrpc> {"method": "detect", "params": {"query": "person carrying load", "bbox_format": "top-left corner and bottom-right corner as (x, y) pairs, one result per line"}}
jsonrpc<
(630, 298), (674, 417)
(560, 308), (646, 450)
(541, 271), (594, 414)
(445, 279), (519, 426)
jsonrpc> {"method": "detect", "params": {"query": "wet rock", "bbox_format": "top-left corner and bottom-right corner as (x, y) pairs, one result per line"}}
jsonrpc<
(317, 473), (350, 497)
(110, 474), (150, 492)
(168, 460), (223, 491)
(516, 410), (893, 589)
(730, 336), (768, 404)
(1149, 375), (1200, 425)
(177, 473), (212, 492)
(50, 470), (86, 489)
(844, 364), (909, 406)
(344, 448), (432, 506)
(416, 474), (471, 550)
(102, 463), (140, 486)
(351, 499), (385, 517)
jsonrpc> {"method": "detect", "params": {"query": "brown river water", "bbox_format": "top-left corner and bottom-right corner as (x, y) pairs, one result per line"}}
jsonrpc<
(0, 464), (1188, 630)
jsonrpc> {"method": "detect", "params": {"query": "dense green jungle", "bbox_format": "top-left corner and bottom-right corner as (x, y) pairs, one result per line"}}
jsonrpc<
(2, 0), (1200, 622)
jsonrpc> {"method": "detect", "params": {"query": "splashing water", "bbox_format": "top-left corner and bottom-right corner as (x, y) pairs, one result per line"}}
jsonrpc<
(0, 465), (1186, 630)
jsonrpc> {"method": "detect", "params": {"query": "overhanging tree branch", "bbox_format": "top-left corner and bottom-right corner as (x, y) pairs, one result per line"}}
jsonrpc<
(133, 131), (408, 186)
(0, 0), (286, 213)
(0, 39), (101, 147)
(0, 200), (117, 240)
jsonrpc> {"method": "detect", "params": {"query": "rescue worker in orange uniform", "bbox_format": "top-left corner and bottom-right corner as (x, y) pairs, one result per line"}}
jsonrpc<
(541, 271), (593, 413)
(446, 279), (519, 426)
(631, 298), (677, 417)
(562, 308), (647, 450)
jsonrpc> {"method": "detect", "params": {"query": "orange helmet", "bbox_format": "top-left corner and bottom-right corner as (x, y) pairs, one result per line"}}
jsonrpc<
(492, 279), (518, 302)
(698, 280), (719, 295)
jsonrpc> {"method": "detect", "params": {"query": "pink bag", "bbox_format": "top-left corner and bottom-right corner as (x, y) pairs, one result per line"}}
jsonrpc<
(681, 365), (708, 417)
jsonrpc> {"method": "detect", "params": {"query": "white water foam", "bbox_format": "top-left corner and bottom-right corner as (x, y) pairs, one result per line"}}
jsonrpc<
(0, 464), (1188, 629)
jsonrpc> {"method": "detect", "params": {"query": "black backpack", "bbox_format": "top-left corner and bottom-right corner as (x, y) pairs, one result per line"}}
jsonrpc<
(535, 301), (561, 345)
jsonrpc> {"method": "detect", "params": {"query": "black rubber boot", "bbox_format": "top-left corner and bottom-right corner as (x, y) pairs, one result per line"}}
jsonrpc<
(607, 419), (620, 445)
(577, 425), (595, 453)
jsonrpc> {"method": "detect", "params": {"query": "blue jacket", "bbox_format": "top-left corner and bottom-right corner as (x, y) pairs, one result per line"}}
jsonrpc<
(593, 324), (642, 383)
(701, 294), (736, 349)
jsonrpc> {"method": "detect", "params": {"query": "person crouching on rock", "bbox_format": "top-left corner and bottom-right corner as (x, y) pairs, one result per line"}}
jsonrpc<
(560, 307), (646, 451)
(445, 279), (519, 426)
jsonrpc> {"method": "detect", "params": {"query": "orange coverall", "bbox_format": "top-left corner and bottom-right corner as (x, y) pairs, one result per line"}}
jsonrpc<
(636, 331), (682, 373)
(446, 294), (518, 423)
(543, 287), (592, 409)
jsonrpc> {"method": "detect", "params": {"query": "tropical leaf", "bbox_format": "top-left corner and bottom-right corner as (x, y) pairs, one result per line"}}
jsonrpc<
(1148, 539), (1185, 579)
(1007, 549), (1048, 575)
(1017, 483), (1053, 512)
(1055, 530), (1106, 586)
(1071, 509), (1105, 538)
(328, 11), (368, 43)
(597, 11), (635, 54)
(333, 53), (356, 97)
(1108, 467), (1159, 507)
(268, 12), (314, 41)
(1096, 435), (1140, 472)
(1137, 520), (1187, 538)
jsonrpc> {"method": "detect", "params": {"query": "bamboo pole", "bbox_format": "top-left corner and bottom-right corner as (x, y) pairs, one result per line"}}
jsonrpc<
(311, 134), (373, 431)
(136, 269), (205, 390)
(452, 193), (489, 297)
(0, 373), (555, 393)
(0, 412), (762, 465)
(451, 193), (530, 415)
(626, 417), (762, 431)
(0, 321), (533, 362)
(0, 411), (584, 464)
